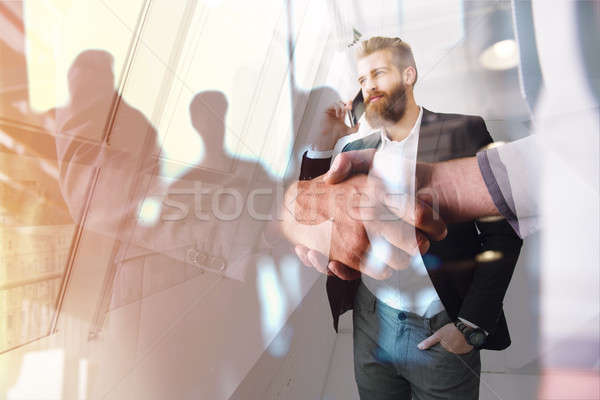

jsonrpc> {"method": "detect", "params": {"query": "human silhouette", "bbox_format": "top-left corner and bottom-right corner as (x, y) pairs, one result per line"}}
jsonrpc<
(165, 90), (278, 280)
(55, 50), (160, 238)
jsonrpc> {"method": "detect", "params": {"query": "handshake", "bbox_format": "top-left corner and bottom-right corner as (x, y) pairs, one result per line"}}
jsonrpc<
(280, 149), (449, 281)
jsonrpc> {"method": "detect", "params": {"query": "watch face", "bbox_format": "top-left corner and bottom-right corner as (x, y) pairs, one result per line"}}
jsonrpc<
(469, 331), (486, 348)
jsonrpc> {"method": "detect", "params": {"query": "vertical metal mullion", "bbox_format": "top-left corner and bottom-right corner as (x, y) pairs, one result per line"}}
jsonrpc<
(88, 0), (202, 339)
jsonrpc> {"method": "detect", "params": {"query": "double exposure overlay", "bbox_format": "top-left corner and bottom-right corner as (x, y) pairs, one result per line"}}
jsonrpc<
(0, 1), (598, 399)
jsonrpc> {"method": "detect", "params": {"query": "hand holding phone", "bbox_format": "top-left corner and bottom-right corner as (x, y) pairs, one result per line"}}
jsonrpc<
(348, 90), (364, 127)
(313, 91), (363, 152)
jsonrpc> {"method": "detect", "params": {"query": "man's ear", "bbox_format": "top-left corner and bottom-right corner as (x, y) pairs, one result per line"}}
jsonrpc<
(403, 66), (417, 86)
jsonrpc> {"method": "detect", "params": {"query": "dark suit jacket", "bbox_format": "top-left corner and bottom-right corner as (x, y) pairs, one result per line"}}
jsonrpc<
(299, 108), (522, 350)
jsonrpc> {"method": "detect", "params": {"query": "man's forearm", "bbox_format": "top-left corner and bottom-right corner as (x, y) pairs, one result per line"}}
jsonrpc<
(425, 157), (500, 222)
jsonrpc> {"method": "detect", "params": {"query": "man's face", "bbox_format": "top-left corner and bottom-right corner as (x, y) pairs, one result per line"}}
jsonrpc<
(357, 49), (408, 127)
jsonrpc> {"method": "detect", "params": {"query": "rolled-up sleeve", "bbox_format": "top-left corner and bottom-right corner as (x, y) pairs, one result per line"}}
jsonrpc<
(477, 135), (541, 238)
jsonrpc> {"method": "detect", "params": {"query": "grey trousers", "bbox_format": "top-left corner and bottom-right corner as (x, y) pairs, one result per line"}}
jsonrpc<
(353, 282), (481, 400)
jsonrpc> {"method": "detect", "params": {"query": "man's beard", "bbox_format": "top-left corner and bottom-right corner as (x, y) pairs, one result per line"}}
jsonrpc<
(365, 83), (407, 128)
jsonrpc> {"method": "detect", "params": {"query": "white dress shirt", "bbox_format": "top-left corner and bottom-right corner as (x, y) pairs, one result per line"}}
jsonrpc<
(362, 107), (444, 316)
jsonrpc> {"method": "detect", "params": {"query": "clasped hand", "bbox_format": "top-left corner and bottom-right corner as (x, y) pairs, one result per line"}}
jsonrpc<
(281, 149), (447, 280)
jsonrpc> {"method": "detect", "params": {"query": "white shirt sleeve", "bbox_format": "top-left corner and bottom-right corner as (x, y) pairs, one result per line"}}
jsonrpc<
(477, 135), (542, 238)
(305, 148), (334, 159)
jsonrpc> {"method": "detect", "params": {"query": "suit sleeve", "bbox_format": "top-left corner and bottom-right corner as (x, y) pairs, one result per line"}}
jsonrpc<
(456, 117), (523, 334)
(299, 150), (332, 181)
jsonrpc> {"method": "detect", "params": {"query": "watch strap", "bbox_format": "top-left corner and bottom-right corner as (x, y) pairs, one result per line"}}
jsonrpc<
(454, 321), (486, 349)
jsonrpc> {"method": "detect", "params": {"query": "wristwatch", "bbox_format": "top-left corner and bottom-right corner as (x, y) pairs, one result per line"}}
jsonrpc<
(454, 321), (487, 349)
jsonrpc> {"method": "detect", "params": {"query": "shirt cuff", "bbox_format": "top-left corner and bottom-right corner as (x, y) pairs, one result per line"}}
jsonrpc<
(476, 149), (521, 237)
(458, 317), (489, 335)
(305, 148), (334, 159)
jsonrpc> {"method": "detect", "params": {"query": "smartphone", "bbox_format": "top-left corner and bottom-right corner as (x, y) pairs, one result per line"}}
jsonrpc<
(348, 90), (365, 127)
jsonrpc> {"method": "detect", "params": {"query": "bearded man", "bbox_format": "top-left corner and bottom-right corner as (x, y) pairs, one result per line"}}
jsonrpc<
(286, 37), (523, 399)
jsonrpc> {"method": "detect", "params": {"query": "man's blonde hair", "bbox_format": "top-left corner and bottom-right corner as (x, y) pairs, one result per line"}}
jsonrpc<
(357, 36), (418, 85)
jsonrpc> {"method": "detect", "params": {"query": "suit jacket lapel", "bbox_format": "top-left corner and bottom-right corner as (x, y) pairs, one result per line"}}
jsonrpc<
(417, 108), (444, 162)
(414, 109), (450, 301)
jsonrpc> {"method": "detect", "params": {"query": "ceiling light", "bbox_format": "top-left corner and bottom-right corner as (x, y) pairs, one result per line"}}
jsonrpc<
(480, 39), (519, 71)
(475, 250), (504, 263)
